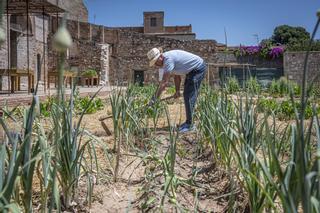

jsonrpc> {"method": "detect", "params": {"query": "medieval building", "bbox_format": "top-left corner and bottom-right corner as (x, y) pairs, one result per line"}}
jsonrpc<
(0, 0), (217, 94)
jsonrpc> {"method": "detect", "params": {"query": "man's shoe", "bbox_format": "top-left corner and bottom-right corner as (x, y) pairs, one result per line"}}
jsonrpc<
(178, 123), (195, 133)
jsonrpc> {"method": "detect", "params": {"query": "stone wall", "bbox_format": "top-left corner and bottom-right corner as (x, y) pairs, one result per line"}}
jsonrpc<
(0, 15), (49, 91)
(1, 10), (217, 91)
(143, 12), (164, 34)
(54, 18), (217, 86)
(47, 0), (88, 22)
(157, 33), (196, 41)
(47, 38), (102, 74)
(284, 51), (320, 84)
(0, 16), (9, 69)
(164, 25), (192, 33)
(216, 51), (283, 68)
(112, 30), (217, 85)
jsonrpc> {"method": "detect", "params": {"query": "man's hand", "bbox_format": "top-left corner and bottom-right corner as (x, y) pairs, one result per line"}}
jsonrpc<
(173, 91), (181, 99)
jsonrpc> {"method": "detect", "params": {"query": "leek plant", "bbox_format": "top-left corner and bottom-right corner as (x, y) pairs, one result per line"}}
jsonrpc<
(0, 16), (101, 212)
(195, 10), (320, 211)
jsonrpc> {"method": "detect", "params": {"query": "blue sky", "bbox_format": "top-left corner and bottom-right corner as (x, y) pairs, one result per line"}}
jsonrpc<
(86, 0), (320, 46)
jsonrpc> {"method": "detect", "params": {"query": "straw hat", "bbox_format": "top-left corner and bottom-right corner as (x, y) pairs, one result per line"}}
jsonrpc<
(147, 47), (162, 67)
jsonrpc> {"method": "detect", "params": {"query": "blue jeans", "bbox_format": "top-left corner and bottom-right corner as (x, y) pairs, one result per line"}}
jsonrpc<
(183, 63), (207, 125)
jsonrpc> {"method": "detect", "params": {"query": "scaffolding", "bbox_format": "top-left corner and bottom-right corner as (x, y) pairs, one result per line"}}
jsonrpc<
(1, 0), (64, 95)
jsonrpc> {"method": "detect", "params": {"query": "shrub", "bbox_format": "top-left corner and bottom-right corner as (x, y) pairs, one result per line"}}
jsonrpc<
(278, 100), (295, 119)
(246, 77), (261, 94)
(75, 96), (104, 114)
(256, 98), (278, 113)
(225, 77), (240, 94)
(233, 45), (284, 59)
(40, 95), (104, 116)
(81, 69), (97, 77)
(268, 77), (301, 96)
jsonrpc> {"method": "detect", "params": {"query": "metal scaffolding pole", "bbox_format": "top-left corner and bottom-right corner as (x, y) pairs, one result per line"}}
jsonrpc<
(6, 0), (9, 95)
(43, 6), (46, 93)
(26, 0), (30, 94)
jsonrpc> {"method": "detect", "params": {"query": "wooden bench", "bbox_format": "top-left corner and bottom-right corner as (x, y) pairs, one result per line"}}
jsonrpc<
(0, 68), (34, 93)
(81, 75), (100, 87)
(47, 70), (76, 89)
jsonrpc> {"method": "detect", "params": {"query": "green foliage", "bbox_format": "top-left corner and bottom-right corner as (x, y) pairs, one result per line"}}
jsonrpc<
(259, 25), (320, 51)
(256, 98), (278, 113)
(278, 100), (295, 119)
(268, 77), (301, 96)
(287, 39), (320, 51)
(40, 96), (56, 117)
(40, 95), (104, 116)
(246, 77), (261, 94)
(272, 25), (310, 45)
(167, 86), (176, 95)
(81, 69), (97, 77)
(75, 96), (104, 114)
(225, 77), (240, 93)
(197, 82), (320, 212)
(257, 97), (318, 120)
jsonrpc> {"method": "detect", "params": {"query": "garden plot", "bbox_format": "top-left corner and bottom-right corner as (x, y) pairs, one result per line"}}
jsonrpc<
(1, 81), (320, 212)
(84, 100), (247, 212)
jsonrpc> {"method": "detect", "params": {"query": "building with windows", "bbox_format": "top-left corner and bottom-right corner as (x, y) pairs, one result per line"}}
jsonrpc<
(0, 1), (217, 94)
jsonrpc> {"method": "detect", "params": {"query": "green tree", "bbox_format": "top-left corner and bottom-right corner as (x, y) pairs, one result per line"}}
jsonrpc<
(271, 25), (310, 46)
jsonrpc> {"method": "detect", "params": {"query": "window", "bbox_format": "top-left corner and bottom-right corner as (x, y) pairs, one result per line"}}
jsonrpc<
(133, 70), (144, 86)
(150, 17), (157, 27)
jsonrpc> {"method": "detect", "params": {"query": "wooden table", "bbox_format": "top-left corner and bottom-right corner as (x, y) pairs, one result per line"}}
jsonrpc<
(81, 75), (99, 87)
(48, 71), (76, 89)
(0, 68), (34, 93)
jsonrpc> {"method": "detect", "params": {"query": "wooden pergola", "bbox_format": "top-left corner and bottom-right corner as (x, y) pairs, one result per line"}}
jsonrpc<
(1, 0), (64, 94)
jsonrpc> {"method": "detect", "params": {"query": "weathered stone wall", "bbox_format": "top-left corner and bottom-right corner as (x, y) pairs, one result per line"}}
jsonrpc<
(284, 51), (320, 84)
(157, 34), (196, 41)
(144, 12), (164, 34)
(236, 55), (283, 69)
(47, 0), (88, 22)
(2, 9), (217, 91)
(47, 38), (102, 74)
(164, 25), (192, 33)
(52, 18), (217, 86)
(0, 15), (49, 91)
(216, 52), (283, 68)
(112, 30), (217, 85)
(0, 16), (9, 69)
